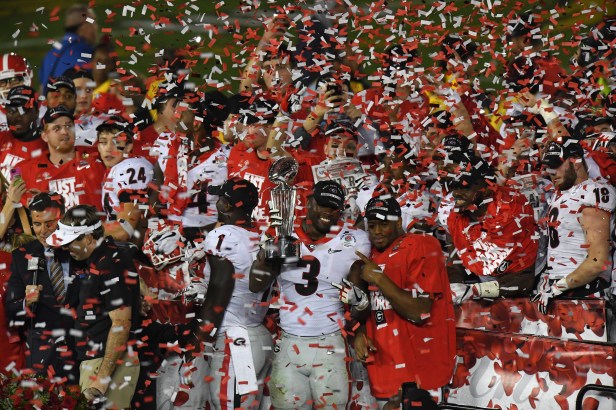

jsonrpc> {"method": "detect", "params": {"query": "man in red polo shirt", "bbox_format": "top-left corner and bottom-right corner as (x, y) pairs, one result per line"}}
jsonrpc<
(0, 86), (47, 181)
(18, 106), (105, 209)
(351, 196), (456, 404)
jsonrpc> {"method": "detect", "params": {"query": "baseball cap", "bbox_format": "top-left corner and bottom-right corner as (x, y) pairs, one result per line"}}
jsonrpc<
(541, 140), (585, 169)
(46, 76), (76, 94)
(311, 180), (345, 210)
(442, 134), (472, 153)
(445, 151), (492, 190)
(238, 98), (279, 126)
(46, 220), (102, 247)
(364, 196), (401, 221)
(212, 178), (259, 214)
(41, 105), (73, 127)
(96, 116), (135, 140)
(6, 85), (37, 108)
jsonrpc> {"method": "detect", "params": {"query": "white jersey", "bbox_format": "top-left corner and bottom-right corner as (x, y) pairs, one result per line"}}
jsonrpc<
(204, 225), (267, 330)
(170, 144), (229, 228)
(278, 225), (371, 336)
(547, 178), (616, 280)
(102, 156), (154, 219)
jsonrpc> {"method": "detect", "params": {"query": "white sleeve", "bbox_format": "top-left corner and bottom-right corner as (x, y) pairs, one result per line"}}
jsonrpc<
(580, 181), (616, 213)
(354, 229), (372, 257)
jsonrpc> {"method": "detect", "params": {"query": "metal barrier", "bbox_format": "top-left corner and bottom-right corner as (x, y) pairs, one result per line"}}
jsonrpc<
(439, 404), (491, 410)
(576, 384), (616, 410)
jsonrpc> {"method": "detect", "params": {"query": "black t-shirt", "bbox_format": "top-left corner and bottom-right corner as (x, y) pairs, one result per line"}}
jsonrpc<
(74, 237), (140, 360)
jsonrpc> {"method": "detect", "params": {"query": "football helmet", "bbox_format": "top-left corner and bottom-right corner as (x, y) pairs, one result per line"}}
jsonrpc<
(0, 53), (33, 99)
(143, 223), (186, 270)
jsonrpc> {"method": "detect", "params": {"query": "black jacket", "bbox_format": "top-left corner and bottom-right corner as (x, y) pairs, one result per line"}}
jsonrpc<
(4, 240), (79, 380)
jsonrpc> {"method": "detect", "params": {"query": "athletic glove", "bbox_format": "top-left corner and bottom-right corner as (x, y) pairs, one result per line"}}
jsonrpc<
(332, 278), (369, 311)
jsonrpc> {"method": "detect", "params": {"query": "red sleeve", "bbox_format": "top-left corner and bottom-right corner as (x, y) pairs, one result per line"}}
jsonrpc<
(402, 235), (447, 295)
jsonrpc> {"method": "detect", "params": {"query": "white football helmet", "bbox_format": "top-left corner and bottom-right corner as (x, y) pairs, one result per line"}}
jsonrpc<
(0, 53), (33, 99)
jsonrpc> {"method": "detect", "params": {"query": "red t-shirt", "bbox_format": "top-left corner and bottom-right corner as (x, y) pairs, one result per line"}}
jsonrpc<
(366, 234), (456, 397)
(0, 131), (47, 180)
(447, 185), (538, 276)
(18, 151), (105, 210)
(132, 124), (159, 161)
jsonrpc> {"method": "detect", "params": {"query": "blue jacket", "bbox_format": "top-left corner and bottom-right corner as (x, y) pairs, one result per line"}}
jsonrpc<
(39, 33), (93, 92)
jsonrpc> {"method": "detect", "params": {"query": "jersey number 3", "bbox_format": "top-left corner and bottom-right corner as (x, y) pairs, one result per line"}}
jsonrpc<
(295, 258), (321, 296)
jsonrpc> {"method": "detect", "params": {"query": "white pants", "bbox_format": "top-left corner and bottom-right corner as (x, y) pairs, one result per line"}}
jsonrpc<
(209, 324), (273, 410)
(269, 331), (351, 410)
(156, 353), (210, 410)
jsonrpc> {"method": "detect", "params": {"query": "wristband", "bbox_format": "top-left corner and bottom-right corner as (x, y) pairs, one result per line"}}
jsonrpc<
(11, 202), (23, 208)
(119, 219), (135, 237)
(551, 277), (569, 296)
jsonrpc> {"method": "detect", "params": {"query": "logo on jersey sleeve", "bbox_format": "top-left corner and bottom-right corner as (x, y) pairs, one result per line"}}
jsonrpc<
(342, 233), (357, 247)
(49, 177), (80, 207)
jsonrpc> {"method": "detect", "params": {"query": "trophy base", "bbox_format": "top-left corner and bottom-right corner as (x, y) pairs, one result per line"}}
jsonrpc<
(264, 236), (299, 262)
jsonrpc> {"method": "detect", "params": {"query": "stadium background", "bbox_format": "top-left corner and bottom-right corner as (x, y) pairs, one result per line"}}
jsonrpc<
(0, 0), (612, 93)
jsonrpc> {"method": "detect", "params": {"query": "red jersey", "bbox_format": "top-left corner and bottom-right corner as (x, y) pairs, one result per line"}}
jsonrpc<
(0, 131), (47, 181)
(447, 185), (538, 276)
(132, 124), (159, 161)
(588, 150), (616, 185)
(366, 234), (456, 397)
(228, 143), (320, 221)
(18, 152), (106, 210)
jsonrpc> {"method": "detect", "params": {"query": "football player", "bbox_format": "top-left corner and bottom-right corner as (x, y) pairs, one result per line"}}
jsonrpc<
(535, 140), (616, 317)
(0, 86), (46, 181)
(96, 116), (153, 242)
(352, 196), (456, 406)
(250, 180), (371, 410)
(0, 53), (33, 131)
(17, 105), (105, 209)
(194, 178), (271, 409)
(445, 150), (538, 304)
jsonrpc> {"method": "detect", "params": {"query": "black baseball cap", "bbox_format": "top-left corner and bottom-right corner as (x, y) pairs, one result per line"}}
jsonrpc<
(214, 178), (259, 214)
(237, 98), (279, 126)
(365, 196), (401, 221)
(445, 151), (492, 190)
(6, 85), (37, 109)
(442, 134), (472, 153)
(541, 140), (585, 169)
(41, 105), (73, 127)
(46, 76), (76, 94)
(96, 116), (135, 141)
(311, 180), (345, 210)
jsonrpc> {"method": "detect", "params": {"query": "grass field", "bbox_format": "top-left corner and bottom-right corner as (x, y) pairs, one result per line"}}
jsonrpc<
(0, 0), (612, 92)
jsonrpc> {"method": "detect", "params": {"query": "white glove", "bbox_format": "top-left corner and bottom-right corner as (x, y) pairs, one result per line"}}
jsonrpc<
(179, 357), (195, 387)
(182, 279), (208, 305)
(451, 281), (500, 305)
(332, 278), (369, 311)
(532, 277), (568, 315)
(450, 283), (473, 305)
(157, 229), (184, 255)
